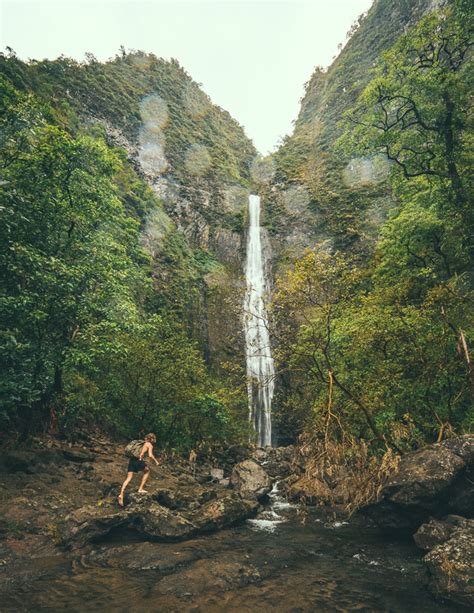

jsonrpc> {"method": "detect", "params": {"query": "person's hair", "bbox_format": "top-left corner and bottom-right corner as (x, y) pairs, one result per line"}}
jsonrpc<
(144, 433), (156, 443)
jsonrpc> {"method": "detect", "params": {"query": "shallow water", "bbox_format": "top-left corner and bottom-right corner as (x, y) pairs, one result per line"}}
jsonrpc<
(1, 489), (464, 612)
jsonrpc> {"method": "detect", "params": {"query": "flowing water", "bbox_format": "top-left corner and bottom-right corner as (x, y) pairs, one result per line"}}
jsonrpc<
(244, 194), (275, 447)
(2, 491), (463, 612)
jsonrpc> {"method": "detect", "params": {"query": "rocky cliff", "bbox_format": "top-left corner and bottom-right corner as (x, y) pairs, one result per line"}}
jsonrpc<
(0, 50), (258, 371)
(265, 0), (450, 262)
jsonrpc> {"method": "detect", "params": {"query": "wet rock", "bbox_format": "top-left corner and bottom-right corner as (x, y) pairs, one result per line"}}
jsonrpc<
(188, 495), (258, 532)
(153, 558), (261, 597)
(360, 435), (473, 531)
(63, 505), (131, 548)
(89, 542), (199, 571)
(424, 524), (474, 608)
(224, 445), (252, 465)
(250, 446), (296, 479)
(230, 460), (272, 500)
(62, 491), (258, 548)
(155, 488), (197, 511)
(131, 501), (197, 541)
(414, 516), (472, 551)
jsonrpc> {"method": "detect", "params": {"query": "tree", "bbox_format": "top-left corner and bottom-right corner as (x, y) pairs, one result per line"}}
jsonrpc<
(0, 83), (148, 432)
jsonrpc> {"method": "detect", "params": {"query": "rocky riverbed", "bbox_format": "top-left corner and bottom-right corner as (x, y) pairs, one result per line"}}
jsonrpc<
(0, 432), (472, 610)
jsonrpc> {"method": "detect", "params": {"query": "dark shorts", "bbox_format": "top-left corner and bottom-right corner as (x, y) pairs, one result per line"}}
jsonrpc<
(127, 457), (147, 473)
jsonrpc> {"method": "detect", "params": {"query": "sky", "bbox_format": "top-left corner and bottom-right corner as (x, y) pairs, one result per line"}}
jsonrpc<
(1, 0), (373, 153)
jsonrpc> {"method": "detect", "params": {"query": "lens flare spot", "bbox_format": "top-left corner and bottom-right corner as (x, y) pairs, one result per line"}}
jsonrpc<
(138, 124), (165, 147)
(342, 155), (390, 188)
(139, 143), (168, 176)
(281, 185), (311, 214)
(184, 143), (212, 177)
(140, 94), (169, 129)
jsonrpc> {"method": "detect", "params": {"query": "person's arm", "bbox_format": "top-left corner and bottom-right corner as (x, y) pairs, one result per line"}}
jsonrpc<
(139, 442), (150, 461)
(147, 444), (160, 466)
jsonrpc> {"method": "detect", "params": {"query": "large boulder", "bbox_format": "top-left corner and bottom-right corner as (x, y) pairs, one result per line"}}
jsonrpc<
(61, 490), (258, 549)
(62, 504), (132, 548)
(360, 435), (474, 531)
(423, 520), (474, 608)
(251, 446), (296, 479)
(188, 495), (258, 532)
(230, 460), (272, 500)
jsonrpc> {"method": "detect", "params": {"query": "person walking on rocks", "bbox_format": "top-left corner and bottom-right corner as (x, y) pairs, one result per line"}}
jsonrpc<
(118, 433), (160, 507)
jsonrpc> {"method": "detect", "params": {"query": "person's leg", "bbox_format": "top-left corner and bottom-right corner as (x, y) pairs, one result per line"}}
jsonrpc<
(118, 472), (134, 506)
(138, 467), (150, 493)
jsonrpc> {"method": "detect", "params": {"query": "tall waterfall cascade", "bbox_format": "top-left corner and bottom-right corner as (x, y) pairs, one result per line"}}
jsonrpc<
(244, 194), (275, 447)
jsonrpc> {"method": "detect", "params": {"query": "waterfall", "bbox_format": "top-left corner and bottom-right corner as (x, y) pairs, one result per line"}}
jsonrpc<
(244, 194), (275, 447)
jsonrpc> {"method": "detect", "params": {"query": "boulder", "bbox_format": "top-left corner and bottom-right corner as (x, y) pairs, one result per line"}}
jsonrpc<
(230, 460), (272, 500)
(130, 501), (197, 541)
(447, 464), (474, 517)
(250, 446), (296, 478)
(63, 505), (131, 548)
(424, 523), (474, 608)
(382, 446), (465, 508)
(360, 435), (473, 531)
(414, 516), (471, 551)
(188, 495), (258, 532)
(62, 491), (258, 549)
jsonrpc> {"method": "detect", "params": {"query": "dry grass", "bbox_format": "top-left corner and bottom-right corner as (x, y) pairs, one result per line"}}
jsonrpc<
(293, 428), (400, 516)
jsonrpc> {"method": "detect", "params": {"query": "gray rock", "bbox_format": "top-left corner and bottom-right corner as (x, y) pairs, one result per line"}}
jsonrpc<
(360, 436), (474, 531)
(187, 495), (258, 533)
(62, 491), (258, 549)
(230, 460), (272, 500)
(383, 446), (465, 508)
(424, 524), (474, 608)
(414, 516), (472, 550)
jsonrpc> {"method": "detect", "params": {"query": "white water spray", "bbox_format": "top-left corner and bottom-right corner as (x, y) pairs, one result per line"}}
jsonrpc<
(244, 194), (274, 447)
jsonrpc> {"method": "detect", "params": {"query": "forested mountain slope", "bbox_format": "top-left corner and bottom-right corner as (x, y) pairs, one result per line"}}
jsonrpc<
(269, 0), (473, 447)
(0, 51), (257, 443)
(264, 0), (450, 256)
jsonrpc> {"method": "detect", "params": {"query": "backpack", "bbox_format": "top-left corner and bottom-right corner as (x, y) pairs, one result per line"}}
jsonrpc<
(125, 439), (144, 459)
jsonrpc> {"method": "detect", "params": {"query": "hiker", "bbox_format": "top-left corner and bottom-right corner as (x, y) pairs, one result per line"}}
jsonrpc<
(118, 433), (160, 507)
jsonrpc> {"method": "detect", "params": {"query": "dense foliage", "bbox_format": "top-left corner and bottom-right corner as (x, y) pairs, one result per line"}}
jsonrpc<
(273, 0), (473, 449)
(0, 72), (246, 448)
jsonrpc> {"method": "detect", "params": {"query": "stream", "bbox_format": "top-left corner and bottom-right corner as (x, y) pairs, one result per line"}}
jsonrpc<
(2, 483), (462, 612)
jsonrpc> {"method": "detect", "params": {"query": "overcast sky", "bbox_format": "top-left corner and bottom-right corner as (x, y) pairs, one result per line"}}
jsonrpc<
(1, 0), (373, 153)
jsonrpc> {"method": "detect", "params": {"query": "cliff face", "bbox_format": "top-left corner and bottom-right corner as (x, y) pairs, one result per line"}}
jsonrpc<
(265, 0), (450, 263)
(1, 51), (257, 369)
